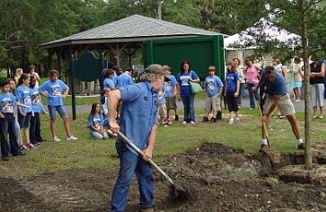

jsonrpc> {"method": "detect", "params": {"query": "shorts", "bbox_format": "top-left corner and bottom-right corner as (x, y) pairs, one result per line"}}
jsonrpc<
(263, 93), (295, 116)
(48, 105), (68, 119)
(205, 94), (221, 112)
(18, 112), (32, 129)
(158, 104), (167, 118)
(166, 96), (177, 110)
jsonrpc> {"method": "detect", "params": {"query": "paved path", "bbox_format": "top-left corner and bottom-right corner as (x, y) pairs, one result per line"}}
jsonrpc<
(64, 84), (306, 115)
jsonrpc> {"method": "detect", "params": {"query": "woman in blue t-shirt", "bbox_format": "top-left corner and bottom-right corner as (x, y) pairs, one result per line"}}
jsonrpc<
(177, 60), (200, 124)
(225, 61), (240, 124)
(88, 103), (109, 140)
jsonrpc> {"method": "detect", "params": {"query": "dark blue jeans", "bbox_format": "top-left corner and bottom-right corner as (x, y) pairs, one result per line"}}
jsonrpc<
(111, 142), (154, 212)
(181, 94), (195, 122)
(30, 112), (42, 142)
(0, 114), (19, 157)
(246, 83), (259, 109)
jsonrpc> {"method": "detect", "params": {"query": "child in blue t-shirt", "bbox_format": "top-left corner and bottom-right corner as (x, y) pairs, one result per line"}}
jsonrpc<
(29, 76), (47, 145)
(88, 103), (109, 140)
(16, 74), (34, 149)
(163, 65), (179, 124)
(225, 61), (240, 124)
(0, 79), (24, 161)
(39, 70), (77, 142)
(157, 83), (167, 126)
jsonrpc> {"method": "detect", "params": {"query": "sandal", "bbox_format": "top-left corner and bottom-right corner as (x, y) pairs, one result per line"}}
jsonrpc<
(20, 145), (28, 150)
(26, 143), (35, 148)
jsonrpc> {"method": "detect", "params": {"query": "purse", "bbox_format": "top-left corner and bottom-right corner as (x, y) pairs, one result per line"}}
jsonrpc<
(189, 81), (203, 94)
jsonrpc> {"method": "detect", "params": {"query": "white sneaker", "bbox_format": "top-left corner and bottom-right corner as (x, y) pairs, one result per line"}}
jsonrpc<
(228, 118), (234, 124)
(67, 135), (78, 141)
(182, 121), (187, 124)
(190, 121), (195, 124)
(235, 117), (240, 121)
(53, 136), (61, 142)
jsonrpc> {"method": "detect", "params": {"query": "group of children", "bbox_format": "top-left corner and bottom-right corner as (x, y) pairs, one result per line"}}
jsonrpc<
(0, 68), (78, 161)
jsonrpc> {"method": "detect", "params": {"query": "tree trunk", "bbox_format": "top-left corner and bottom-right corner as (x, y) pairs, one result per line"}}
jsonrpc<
(301, 0), (312, 170)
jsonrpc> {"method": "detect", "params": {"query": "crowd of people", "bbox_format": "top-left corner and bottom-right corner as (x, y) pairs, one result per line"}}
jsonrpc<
(0, 66), (77, 161)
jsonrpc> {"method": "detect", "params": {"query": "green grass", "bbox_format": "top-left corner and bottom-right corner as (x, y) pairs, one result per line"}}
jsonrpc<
(1, 108), (325, 178)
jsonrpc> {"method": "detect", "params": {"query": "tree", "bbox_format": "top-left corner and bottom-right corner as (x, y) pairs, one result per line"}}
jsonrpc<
(268, 0), (326, 170)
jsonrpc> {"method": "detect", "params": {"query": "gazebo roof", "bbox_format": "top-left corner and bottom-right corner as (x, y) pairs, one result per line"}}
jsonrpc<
(41, 14), (226, 49)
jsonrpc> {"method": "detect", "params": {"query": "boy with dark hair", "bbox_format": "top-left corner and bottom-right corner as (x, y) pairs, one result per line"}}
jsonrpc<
(0, 79), (25, 161)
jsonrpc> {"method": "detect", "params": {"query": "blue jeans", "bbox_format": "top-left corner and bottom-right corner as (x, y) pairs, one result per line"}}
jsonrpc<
(246, 83), (259, 109)
(111, 142), (154, 212)
(0, 114), (19, 157)
(30, 112), (43, 142)
(181, 95), (195, 122)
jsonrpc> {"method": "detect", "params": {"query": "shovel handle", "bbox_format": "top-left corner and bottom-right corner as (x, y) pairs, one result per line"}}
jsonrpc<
(254, 92), (271, 147)
(117, 131), (175, 186)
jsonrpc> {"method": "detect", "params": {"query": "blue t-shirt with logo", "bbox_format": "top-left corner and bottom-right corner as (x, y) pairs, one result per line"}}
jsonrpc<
(165, 75), (177, 98)
(118, 73), (133, 88)
(226, 71), (239, 92)
(177, 71), (199, 96)
(204, 75), (224, 97)
(0, 92), (17, 113)
(30, 87), (45, 113)
(38, 79), (68, 106)
(117, 81), (158, 155)
(16, 85), (32, 113)
(88, 114), (104, 133)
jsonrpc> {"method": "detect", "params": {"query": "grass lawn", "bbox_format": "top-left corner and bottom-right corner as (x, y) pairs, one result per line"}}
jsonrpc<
(1, 108), (325, 178)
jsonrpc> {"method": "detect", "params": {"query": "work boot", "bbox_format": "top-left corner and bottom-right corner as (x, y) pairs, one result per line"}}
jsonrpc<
(216, 111), (222, 120)
(210, 117), (217, 123)
(174, 115), (179, 121)
(201, 116), (209, 122)
(298, 143), (305, 150)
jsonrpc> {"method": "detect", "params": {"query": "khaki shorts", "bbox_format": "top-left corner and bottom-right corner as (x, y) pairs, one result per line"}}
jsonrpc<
(158, 104), (167, 118)
(205, 94), (221, 112)
(263, 93), (295, 116)
(166, 97), (176, 110)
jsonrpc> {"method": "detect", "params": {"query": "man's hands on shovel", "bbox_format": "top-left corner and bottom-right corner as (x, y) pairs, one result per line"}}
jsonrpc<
(110, 122), (153, 161)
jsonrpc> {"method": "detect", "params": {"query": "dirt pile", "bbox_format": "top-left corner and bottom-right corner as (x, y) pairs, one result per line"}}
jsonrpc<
(1, 142), (326, 211)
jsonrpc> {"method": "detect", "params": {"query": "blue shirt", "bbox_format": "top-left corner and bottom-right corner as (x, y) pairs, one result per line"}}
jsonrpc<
(177, 71), (199, 96)
(103, 78), (115, 90)
(30, 87), (45, 113)
(118, 72), (133, 88)
(16, 85), (32, 113)
(0, 92), (17, 113)
(204, 75), (224, 97)
(262, 72), (287, 96)
(38, 79), (68, 106)
(226, 71), (239, 92)
(117, 81), (158, 155)
(88, 114), (104, 133)
(165, 75), (177, 98)
(158, 83), (167, 105)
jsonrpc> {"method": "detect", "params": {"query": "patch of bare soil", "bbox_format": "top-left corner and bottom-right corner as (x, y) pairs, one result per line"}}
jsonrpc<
(1, 142), (326, 211)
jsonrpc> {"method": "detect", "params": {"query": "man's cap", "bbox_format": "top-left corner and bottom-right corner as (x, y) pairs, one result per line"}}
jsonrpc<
(144, 64), (170, 81)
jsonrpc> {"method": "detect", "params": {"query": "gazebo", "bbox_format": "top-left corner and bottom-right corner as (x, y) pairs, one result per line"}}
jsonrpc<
(41, 14), (226, 71)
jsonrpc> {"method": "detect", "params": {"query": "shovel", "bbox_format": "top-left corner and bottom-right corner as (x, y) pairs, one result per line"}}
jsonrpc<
(254, 92), (271, 148)
(117, 131), (190, 200)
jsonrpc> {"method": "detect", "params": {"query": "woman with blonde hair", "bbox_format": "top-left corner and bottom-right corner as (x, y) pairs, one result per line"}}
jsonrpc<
(290, 56), (303, 102)
(14, 68), (23, 84)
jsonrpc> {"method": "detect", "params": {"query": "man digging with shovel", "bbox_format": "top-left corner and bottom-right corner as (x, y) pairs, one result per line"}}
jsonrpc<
(108, 64), (168, 212)
(252, 65), (305, 150)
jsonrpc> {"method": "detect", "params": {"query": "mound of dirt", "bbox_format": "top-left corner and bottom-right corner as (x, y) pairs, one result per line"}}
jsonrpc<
(1, 143), (326, 211)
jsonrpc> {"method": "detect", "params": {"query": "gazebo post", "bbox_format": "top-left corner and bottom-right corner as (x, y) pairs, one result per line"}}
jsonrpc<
(69, 53), (77, 120)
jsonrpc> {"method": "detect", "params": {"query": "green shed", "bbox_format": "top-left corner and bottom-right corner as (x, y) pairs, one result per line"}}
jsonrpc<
(143, 35), (225, 80)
